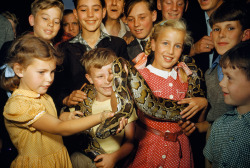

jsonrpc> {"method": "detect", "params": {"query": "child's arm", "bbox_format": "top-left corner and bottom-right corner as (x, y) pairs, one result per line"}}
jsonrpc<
(31, 111), (114, 136)
(94, 121), (135, 168)
(178, 97), (208, 119)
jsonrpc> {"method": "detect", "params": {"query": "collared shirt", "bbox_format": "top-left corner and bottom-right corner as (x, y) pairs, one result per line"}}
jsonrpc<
(146, 65), (178, 80)
(204, 108), (250, 168)
(205, 12), (214, 68)
(100, 19), (128, 38)
(69, 30), (111, 51)
(211, 55), (223, 81)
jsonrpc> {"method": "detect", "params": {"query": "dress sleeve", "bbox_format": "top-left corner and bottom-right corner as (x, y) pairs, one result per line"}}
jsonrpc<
(3, 97), (46, 131)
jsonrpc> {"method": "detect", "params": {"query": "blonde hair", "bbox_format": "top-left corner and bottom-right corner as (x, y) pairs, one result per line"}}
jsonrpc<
(0, 33), (62, 91)
(31, 0), (64, 18)
(80, 48), (117, 74)
(145, 19), (193, 83)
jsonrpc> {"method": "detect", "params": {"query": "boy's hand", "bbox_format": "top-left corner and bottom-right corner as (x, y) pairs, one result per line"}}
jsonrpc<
(189, 35), (214, 56)
(94, 153), (116, 168)
(178, 120), (196, 136)
(178, 97), (208, 119)
(116, 117), (128, 134)
(63, 90), (87, 106)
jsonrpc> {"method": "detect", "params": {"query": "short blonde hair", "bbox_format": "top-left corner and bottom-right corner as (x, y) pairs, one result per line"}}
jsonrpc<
(80, 48), (117, 74)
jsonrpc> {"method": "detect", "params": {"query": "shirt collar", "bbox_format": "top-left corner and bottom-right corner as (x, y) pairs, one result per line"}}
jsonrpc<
(146, 65), (177, 79)
(205, 12), (212, 35)
(69, 30), (111, 51)
(211, 55), (221, 69)
(225, 108), (250, 121)
(12, 89), (41, 98)
(100, 19), (127, 38)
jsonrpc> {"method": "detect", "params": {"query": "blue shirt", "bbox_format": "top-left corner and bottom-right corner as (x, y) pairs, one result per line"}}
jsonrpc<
(211, 55), (223, 81)
(204, 108), (250, 168)
(205, 12), (214, 68)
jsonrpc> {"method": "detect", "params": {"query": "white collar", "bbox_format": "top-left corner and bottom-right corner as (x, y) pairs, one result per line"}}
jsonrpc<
(146, 65), (177, 79)
(100, 19), (128, 38)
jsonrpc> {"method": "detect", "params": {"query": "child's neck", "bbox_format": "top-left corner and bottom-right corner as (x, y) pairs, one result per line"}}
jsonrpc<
(105, 18), (121, 37)
(237, 104), (250, 115)
(81, 28), (101, 49)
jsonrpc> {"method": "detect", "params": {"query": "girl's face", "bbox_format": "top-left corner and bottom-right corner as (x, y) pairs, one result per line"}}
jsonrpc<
(74, 0), (106, 33)
(16, 58), (56, 95)
(105, 0), (124, 20)
(211, 21), (245, 55)
(86, 63), (113, 102)
(127, 2), (157, 40)
(157, 0), (187, 20)
(29, 7), (62, 42)
(152, 27), (185, 71)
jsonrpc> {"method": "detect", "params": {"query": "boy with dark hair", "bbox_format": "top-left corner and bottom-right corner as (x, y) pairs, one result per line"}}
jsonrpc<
(204, 40), (250, 168)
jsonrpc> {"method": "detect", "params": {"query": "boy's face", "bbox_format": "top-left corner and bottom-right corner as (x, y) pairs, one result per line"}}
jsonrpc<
(157, 0), (187, 20)
(29, 7), (62, 42)
(86, 63), (113, 101)
(197, 0), (223, 16)
(73, 0), (106, 33)
(211, 21), (244, 55)
(105, 0), (124, 20)
(62, 13), (80, 37)
(127, 2), (157, 40)
(219, 65), (250, 109)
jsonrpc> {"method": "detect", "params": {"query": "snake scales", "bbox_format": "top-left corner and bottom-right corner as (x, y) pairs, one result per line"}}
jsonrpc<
(63, 55), (205, 159)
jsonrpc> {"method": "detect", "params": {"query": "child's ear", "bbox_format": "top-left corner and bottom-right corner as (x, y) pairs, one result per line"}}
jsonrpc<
(73, 9), (78, 20)
(185, 0), (189, 12)
(28, 15), (35, 26)
(157, 0), (162, 11)
(151, 39), (156, 51)
(102, 7), (107, 19)
(242, 29), (250, 42)
(85, 74), (93, 84)
(152, 10), (157, 22)
(13, 63), (24, 78)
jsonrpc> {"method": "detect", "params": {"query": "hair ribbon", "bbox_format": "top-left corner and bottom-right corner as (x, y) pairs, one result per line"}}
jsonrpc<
(0, 64), (15, 78)
(160, 20), (168, 26)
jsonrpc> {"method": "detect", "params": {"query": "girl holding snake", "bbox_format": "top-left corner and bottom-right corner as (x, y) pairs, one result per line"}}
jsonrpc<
(128, 19), (208, 168)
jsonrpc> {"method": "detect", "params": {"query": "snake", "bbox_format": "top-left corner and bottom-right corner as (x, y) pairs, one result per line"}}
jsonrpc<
(62, 55), (205, 159)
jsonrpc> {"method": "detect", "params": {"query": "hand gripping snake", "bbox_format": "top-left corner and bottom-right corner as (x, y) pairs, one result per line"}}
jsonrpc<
(62, 55), (205, 159)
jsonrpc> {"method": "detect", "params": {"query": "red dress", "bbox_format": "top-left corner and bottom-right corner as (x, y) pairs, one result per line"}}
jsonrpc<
(128, 65), (194, 168)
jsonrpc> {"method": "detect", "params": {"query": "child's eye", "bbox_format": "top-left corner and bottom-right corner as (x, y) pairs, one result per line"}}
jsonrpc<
(42, 17), (48, 21)
(81, 9), (86, 12)
(38, 71), (45, 74)
(228, 27), (235, 31)
(73, 22), (78, 25)
(54, 21), (60, 24)
(163, 42), (168, 45)
(175, 44), (182, 49)
(178, 3), (184, 6)
(140, 17), (145, 20)
(213, 28), (220, 32)
(94, 8), (100, 12)
(63, 23), (69, 27)
(127, 18), (134, 22)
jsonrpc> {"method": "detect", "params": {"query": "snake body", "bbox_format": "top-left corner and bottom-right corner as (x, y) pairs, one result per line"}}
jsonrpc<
(63, 55), (204, 159)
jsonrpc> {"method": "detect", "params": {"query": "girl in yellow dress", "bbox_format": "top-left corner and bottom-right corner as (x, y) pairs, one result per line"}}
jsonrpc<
(0, 33), (125, 168)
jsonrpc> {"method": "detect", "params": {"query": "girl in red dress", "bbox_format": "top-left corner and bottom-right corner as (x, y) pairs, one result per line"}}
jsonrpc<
(128, 19), (207, 168)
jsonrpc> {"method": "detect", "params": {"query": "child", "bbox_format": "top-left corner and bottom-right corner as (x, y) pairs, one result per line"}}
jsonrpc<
(204, 40), (250, 168)
(128, 19), (207, 168)
(53, 0), (129, 110)
(28, 0), (64, 43)
(61, 48), (137, 168)
(101, 0), (132, 40)
(157, 0), (189, 21)
(0, 33), (121, 168)
(124, 0), (157, 63)
(54, 9), (80, 47)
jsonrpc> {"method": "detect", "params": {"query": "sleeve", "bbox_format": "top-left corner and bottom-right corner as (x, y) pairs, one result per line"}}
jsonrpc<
(3, 97), (46, 131)
(203, 124), (216, 162)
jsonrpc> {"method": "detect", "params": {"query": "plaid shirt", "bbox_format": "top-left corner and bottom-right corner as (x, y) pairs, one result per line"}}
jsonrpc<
(69, 30), (111, 51)
(204, 108), (250, 168)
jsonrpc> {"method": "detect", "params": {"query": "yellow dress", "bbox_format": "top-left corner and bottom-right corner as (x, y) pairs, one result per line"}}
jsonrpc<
(3, 89), (72, 168)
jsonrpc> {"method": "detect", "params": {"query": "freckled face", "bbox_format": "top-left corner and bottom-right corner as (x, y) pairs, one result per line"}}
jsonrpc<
(127, 2), (157, 40)
(86, 63), (113, 101)
(29, 7), (62, 42)
(152, 27), (185, 71)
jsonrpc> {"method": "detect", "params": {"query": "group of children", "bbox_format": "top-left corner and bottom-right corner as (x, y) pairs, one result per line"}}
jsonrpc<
(0, 0), (249, 167)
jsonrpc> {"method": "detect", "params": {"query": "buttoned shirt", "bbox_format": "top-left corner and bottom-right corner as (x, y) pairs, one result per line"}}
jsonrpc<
(204, 108), (250, 168)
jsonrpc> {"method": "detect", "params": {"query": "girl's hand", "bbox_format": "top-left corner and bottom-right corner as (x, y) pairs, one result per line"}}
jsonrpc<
(94, 153), (116, 168)
(178, 97), (208, 119)
(63, 90), (87, 106)
(178, 120), (196, 136)
(59, 111), (83, 121)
